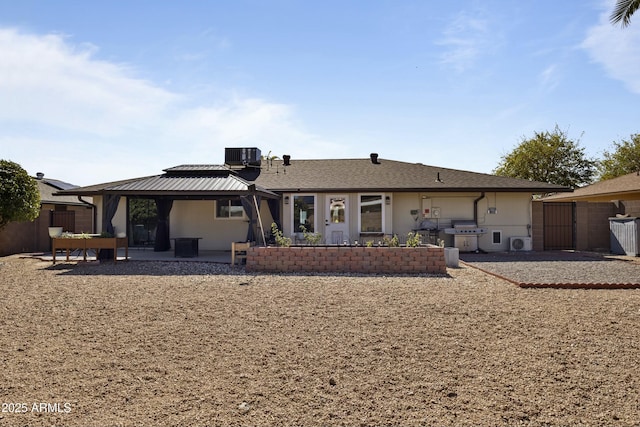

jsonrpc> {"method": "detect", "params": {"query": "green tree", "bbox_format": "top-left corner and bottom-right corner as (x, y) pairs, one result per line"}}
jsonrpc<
(494, 126), (597, 188)
(0, 160), (41, 229)
(598, 134), (640, 180)
(611, 0), (640, 27)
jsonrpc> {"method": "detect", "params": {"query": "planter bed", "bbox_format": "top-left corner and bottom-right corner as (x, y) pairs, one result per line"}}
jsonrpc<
(246, 245), (446, 274)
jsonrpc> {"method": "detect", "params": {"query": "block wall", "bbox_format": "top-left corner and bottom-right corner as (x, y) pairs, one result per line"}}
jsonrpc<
(246, 246), (446, 275)
(621, 200), (640, 216)
(585, 202), (617, 251)
(531, 201), (544, 251)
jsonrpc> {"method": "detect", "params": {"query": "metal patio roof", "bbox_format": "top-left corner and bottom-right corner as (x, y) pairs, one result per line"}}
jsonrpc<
(57, 167), (279, 199)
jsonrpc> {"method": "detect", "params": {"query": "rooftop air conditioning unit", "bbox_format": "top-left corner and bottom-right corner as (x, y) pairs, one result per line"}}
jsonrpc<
(510, 236), (532, 251)
(224, 147), (262, 167)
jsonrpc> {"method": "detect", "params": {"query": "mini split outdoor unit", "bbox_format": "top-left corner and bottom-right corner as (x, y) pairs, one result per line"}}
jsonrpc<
(509, 236), (532, 251)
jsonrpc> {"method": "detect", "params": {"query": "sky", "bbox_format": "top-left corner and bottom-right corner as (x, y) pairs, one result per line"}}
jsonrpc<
(1, 0), (639, 186)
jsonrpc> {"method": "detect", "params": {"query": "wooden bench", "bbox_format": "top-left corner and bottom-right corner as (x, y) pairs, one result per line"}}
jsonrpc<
(231, 241), (252, 266)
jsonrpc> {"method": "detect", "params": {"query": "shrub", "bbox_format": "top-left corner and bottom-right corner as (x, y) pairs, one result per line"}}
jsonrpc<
(299, 225), (322, 245)
(270, 222), (291, 247)
(383, 234), (400, 247)
(406, 231), (421, 247)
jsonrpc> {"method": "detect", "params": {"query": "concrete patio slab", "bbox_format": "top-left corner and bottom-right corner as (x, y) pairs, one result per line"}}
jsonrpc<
(34, 248), (234, 264)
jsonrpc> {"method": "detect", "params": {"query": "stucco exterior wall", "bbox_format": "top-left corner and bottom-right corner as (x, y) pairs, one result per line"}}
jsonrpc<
(112, 198), (127, 236)
(476, 193), (533, 251)
(282, 192), (392, 244)
(278, 191), (533, 252)
(89, 191), (534, 253)
(94, 197), (275, 250)
(171, 199), (274, 250)
(93, 196), (127, 236)
(393, 192), (532, 252)
(171, 200), (248, 250)
(93, 195), (104, 233)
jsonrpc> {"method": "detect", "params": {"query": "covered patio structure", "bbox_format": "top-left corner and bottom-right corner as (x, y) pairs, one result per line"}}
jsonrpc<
(57, 165), (280, 253)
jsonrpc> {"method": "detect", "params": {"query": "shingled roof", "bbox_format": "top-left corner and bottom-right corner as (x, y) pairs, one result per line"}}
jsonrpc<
(57, 157), (570, 198)
(543, 171), (640, 201)
(36, 177), (93, 206)
(243, 158), (570, 193)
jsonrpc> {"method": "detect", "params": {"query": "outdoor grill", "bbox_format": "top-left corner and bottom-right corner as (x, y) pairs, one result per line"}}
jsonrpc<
(444, 220), (488, 235)
(413, 219), (440, 245)
(444, 220), (488, 252)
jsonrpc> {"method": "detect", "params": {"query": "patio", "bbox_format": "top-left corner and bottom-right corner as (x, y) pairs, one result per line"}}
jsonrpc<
(37, 247), (233, 264)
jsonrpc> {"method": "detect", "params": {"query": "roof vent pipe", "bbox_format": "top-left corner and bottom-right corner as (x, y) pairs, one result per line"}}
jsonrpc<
(36, 172), (44, 180)
(370, 153), (380, 164)
(283, 155), (291, 166)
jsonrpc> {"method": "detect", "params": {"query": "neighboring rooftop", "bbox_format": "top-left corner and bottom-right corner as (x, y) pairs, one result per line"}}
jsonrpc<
(544, 171), (640, 202)
(34, 174), (92, 206)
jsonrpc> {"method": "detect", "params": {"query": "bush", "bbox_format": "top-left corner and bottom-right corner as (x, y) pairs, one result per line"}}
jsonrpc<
(383, 234), (400, 247)
(270, 223), (291, 247)
(0, 160), (40, 229)
(300, 225), (322, 245)
(406, 231), (421, 247)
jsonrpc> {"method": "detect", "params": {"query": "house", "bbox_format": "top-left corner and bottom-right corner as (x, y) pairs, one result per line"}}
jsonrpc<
(55, 148), (568, 253)
(536, 172), (640, 252)
(0, 173), (94, 256)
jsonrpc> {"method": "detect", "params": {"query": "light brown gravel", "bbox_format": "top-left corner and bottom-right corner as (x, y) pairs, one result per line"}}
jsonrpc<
(1, 255), (640, 426)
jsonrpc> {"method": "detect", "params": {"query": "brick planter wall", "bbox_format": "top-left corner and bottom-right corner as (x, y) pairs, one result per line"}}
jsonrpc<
(246, 246), (446, 274)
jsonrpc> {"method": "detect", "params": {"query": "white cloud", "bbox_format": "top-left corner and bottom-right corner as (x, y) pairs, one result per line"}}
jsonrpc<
(0, 28), (177, 136)
(436, 9), (494, 73)
(582, 3), (640, 94)
(0, 28), (340, 185)
(170, 96), (348, 161)
(538, 64), (560, 92)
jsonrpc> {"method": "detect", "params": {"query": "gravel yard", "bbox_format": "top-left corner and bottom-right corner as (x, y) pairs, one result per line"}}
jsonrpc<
(460, 251), (640, 288)
(1, 255), (640, 426)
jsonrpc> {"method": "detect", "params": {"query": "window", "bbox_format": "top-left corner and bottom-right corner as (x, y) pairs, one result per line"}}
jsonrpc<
(360, 194), (383, 233)
(129, 198), (158, 247)
(293, 195), (315, 232)
(329, 198), (346, 224)
(492, 230), (502, 245)
(216, 198), (245, 219)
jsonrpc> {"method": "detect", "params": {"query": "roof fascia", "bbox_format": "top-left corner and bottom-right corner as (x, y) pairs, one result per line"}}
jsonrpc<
(73, 190), (280, 199)
(267, 187), (572, 193)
